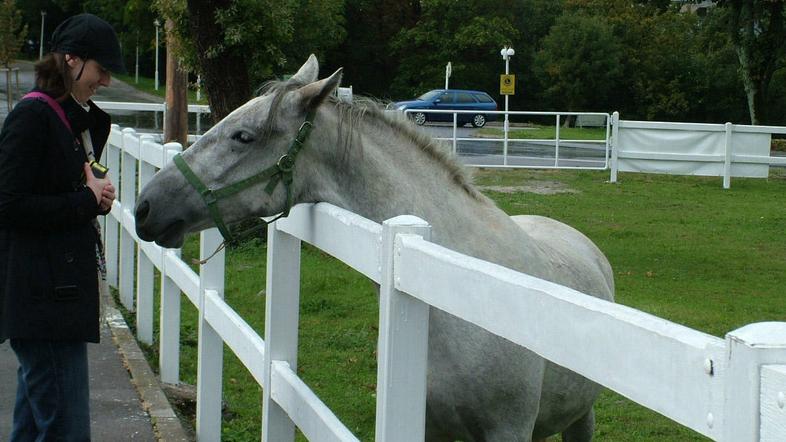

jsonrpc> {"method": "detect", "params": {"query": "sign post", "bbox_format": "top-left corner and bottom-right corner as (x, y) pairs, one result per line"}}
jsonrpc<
(500, 47), (515, 165)
(445, 62), (452, 90)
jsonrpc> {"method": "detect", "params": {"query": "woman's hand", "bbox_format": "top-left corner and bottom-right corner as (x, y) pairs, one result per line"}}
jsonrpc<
(99, 182), (116, 211)
(83, 162), (113, 209)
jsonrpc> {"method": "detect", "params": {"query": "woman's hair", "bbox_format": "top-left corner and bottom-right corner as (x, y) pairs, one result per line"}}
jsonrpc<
(34, 53), (73, 101)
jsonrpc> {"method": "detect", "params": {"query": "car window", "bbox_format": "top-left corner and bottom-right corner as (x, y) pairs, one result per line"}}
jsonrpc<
(439, 92), (457, 104)
(473, 93), (494, 103)
(417, 90), (442, 101)
(456, 93), (477, 103)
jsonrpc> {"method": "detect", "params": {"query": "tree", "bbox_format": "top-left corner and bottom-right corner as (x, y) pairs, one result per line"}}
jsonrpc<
(0, 0), (27, 111)
(325, 0), (420, 98)
(154, 0), (346, 121)
(533, 13), (625, 116)
(389, 0), (564, 107)
(281, 0), (345, 75)
(0, 0), (26, 68)
(552, 0), (750, 123)
(718, 0), (785, 124)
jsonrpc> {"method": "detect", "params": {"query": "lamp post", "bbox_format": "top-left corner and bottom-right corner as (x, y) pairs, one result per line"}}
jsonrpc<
(135, 32), (139, 83)
(39, 11), (46, 59)
(500, 46), (514, 165)
(154, 19), (160, 90)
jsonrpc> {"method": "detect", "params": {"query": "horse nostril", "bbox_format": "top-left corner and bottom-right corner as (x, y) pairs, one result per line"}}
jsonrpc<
(135, 200), (150, 224)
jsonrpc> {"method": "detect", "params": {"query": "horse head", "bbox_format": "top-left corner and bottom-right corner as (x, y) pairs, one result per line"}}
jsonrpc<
(135, 55), (342, 248)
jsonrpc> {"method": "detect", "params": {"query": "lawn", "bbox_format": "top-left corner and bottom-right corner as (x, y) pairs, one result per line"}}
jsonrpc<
(122, 168), (786, 441)
(477, 125), (608, 141)
(113, 72), (208, 105)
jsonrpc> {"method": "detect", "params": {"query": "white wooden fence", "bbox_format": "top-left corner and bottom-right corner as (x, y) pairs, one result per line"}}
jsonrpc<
(609, 111), (786, 188)
(103, 124), (786, 441)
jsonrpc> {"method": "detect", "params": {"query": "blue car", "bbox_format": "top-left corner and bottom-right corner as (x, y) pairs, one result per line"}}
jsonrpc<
(392, 89), (498, 127)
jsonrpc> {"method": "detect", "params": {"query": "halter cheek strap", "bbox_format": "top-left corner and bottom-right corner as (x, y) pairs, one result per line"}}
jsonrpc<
(172, 109), (316, 257)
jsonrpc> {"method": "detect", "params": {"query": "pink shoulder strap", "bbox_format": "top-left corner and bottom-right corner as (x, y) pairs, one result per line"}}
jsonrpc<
(23, 92), (72, 133)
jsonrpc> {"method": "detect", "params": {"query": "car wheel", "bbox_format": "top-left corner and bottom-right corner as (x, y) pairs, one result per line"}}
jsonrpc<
(472, 114), (486, 128)
(412, 112), (427, 126)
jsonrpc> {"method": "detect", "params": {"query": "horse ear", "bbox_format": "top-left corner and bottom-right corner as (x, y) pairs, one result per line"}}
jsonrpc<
(296, 68), (343, 112)
(290, 54), (320, 84)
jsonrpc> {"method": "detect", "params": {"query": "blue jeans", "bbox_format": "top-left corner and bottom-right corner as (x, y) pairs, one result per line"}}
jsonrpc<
(9, 339), (90, 442)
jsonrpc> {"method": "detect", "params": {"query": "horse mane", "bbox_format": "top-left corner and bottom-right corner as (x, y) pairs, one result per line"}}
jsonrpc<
(257, 79), (486, 202)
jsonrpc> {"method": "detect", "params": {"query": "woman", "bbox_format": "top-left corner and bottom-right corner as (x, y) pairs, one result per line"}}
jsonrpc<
(0, 13), (124, 440)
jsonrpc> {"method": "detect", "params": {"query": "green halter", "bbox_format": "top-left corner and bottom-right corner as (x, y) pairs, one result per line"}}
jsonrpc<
(173, 109), (316, 251)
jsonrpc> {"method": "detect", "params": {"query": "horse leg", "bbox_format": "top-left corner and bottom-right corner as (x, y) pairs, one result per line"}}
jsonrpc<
(561, 409), (595, 442)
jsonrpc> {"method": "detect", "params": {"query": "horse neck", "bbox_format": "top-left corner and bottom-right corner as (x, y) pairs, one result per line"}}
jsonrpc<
(304, 108), (532, 260)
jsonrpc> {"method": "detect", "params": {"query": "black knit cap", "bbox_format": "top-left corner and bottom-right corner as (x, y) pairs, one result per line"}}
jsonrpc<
(50, 13), (126, 74)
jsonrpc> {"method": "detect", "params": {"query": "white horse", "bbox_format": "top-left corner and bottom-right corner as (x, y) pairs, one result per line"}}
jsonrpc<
(135, 55), (614, 441)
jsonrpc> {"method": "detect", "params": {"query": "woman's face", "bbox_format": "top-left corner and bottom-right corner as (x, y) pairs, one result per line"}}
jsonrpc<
(66, 55), (111, 103)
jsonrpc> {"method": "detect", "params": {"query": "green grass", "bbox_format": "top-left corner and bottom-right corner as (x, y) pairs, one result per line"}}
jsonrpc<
(121, 168), (786, 441)
(477, 125), (607, 140)
(113, 72), (208, 105)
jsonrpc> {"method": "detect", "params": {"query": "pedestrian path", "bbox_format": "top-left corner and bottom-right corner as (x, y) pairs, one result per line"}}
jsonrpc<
(0, 59), (162, 124)
(0, 60), (188, 441)
(0, 305), (161, 440)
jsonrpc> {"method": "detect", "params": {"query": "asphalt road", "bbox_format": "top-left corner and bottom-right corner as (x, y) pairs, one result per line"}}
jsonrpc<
(420, 123), (609, 168)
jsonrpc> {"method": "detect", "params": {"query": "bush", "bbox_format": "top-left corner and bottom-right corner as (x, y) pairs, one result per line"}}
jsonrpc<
(772, 139), (786, 152)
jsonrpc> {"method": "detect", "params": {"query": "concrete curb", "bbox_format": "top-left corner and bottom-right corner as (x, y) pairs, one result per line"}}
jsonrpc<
(104, 300), (193, 442)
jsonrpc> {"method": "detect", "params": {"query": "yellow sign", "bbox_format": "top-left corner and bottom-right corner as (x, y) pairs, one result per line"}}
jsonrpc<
(500, 74), (515, 95)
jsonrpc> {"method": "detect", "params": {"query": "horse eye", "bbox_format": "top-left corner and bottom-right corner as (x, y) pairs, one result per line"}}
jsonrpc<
(231, 131), (255, 144)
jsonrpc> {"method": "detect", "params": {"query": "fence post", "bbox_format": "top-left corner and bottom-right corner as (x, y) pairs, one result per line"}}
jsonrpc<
(761, 364), (786, 440)
(723, 122), (733, 189)
(503, 109), (509, 166)
(262, 222), (302, 442)
(159, 142), (183, 385)
(196, 229), (226, 441)
(722, 322), (786, 440)
(452, 113), (458, 155)
(119, 128), (138, 310)
(135, 134), (157, 344)
(376, 216), (431, 442)
(610, 111), (620, 183)
(104, 125), (121, 289)
(555, 114), (561, 168)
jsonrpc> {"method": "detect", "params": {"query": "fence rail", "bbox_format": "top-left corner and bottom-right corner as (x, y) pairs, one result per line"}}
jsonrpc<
(402, 109), (611, 170)
(104, 123), (786, 441)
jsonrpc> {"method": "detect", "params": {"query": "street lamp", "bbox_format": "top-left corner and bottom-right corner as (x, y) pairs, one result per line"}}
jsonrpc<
(154, 19), (161, 90)
(500, 46), (514, 165)
(39, 11), (47, 59)
(135, 32), (139, 83)
(500, 46), (515, 129)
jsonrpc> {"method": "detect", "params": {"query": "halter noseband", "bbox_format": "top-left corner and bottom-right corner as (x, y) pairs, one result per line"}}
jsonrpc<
(172, 109), (316, 254)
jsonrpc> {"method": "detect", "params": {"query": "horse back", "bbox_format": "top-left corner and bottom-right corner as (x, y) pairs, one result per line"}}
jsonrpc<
(510, 215), (614, 302)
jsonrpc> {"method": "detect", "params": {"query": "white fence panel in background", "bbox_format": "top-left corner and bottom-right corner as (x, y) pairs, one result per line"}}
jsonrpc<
(611, 112), (786, 188)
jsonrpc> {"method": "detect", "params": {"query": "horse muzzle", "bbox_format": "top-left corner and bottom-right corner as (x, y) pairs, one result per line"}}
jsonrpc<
(134, 194), (188, 248)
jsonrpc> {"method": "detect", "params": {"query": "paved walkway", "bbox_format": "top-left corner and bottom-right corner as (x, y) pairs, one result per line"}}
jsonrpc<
(0, 59), (161, 122)
(0, 60), (187, 441)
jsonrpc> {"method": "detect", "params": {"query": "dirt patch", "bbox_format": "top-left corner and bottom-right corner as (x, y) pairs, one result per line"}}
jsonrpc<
(477, 180), (578, 195)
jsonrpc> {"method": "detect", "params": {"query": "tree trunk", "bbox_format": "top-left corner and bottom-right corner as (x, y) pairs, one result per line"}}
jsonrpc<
(5, 69), (12, 112)
(164, 19), (189, 146)
(186, 0), (252, 122)
(726, 0), (784, 125)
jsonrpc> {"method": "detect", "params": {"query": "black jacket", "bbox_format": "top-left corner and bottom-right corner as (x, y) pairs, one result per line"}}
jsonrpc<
(0, 93), (111, 343)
